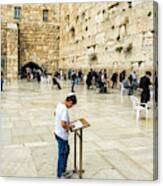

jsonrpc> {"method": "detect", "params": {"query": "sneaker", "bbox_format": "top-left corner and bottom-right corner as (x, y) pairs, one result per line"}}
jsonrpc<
(62, 170), (73, 178)
(58, 175), (66, 179)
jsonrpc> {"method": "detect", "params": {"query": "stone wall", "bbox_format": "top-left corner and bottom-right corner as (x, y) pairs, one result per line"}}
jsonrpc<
(1, 22), (7, 72)
(1, 23), (7, 57)
(6, 23), (18, 80)
(1, 1), (157, 78)
(1, 4), (60, 74)
(59, 1), (157, 76)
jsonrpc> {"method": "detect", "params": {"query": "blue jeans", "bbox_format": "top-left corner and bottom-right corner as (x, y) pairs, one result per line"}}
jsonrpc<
(1, 79), (4, 91)
(71, 80), (75, 92)
(77, 77), (81, 85)
(55, 134), (70, 178)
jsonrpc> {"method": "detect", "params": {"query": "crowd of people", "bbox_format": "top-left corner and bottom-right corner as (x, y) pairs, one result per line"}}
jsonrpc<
(21, 67), (44, 83)
(1, 66), (156, 106)
(65, 68), (155, 105)
(54, 68), (154, 106)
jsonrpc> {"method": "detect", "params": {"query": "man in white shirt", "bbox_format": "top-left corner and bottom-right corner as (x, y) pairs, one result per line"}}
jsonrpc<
(54, 93), (77, 178)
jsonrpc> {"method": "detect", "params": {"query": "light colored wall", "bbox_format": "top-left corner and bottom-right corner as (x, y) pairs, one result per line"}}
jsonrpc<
(1, 4), (60, 74)
(59, 1), (156, 76)
(1, 1), (157, 78)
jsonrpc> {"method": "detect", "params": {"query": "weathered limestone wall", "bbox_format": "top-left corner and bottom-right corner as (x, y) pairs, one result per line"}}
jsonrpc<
(1, 4), (60, 74)
(6, 23), (18, 80)
(1, 1), (157, 78)
(59, 1), (156, 75)
(1, 23), (7, 57)
(19, 22), (60, 72)
(1, 22), (7, 73)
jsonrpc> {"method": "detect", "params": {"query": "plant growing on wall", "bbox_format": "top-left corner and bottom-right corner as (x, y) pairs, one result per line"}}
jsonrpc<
(125, 43), (133, 53)
(76, 15), (79, 23)
(115, 46), (123, 53)
(148, 11), (152, 17)
(111, 25), (115, 30)
(116, 35), (120, 41)
(89, 53), (97, 61)
(65, 14), (70, 25)
(70, 26), (75, 37)
(108, 2), (119, 11)
(82, 12), (85, 19)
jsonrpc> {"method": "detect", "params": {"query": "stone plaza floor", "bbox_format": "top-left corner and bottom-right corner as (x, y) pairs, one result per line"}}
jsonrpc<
(0, 80), (154, 180)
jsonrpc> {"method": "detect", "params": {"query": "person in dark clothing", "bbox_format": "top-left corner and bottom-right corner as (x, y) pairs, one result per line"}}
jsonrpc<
(99, 70), (108, 93)
(36, 69), (41, 83)
(86, 71), (93, 90)
(94, 71), (100, 88)
(68, 69), (72, 80)
(71, 70), (77, 92)
(139, 71), (152, 104)
(1, 71), (4, 92)
(77, 70), (83, 85)
(119, 70), (126, 83)
(53, 71), (62, 90)
(96, 70), (102, 90)
(111, 72), (118, 89)
(104, 69), (107, 80)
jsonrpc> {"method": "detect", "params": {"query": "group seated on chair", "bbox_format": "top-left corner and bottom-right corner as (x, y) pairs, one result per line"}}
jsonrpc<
(121, 77), (138, 96)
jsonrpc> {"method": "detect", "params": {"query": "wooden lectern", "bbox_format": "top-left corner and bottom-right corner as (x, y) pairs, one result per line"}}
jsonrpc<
(71, 118), (90, 179)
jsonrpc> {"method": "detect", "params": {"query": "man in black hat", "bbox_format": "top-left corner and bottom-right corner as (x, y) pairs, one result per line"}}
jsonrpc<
(139, 71), (152, 104)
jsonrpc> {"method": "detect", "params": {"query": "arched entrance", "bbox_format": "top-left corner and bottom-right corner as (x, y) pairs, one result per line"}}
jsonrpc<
(20, 62), (43, 79)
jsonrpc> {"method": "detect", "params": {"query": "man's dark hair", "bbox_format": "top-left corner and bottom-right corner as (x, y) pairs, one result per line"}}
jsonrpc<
(66, 95), (77, 105)
(146, 71), (152, 76)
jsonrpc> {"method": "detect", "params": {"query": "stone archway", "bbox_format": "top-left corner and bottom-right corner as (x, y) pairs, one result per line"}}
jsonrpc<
(20, 62), (43, 79)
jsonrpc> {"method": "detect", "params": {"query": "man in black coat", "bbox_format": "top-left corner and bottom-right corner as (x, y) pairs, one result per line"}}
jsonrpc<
(86, 70), (93, 90)
(71, 70), (77, 92)
(111, 72), (118, 89)
(139, 71), (152, 104)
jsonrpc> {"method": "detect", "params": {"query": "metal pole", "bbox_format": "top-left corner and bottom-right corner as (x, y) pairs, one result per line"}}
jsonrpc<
(79, 128), (83, 178)
(73, 131), (77, 173)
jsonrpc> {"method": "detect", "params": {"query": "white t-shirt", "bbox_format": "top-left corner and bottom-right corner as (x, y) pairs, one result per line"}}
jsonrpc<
(55, 103), (70, 141)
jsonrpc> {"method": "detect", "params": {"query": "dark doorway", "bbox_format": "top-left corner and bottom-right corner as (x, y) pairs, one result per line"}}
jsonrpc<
(20, 62), (43, 79)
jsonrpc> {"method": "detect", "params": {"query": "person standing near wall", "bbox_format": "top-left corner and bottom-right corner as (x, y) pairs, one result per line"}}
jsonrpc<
(119, 70), (126, 83)
(139, 71), (152, 104)
(86, 70), (93, 90)
(68, 69), (72, 80)
(77, 69), (83, 85)
(71, 70), (77, 92)
(1, 70), (4, 92)
(54, 93), (77, 179)
(111, 72), (118, 89)
(52, 71), (62, 90)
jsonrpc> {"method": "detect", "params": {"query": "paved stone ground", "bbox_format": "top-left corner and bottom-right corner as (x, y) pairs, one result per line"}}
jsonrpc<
(0, 80), (154, 180)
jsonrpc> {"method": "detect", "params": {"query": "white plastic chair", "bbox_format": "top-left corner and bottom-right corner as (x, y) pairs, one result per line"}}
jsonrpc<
(130, 96), (149, 121)
(120, 82), (129, 96)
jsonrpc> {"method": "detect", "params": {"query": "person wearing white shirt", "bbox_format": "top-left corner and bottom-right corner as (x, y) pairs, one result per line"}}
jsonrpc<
(54, 93), (77, 178)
